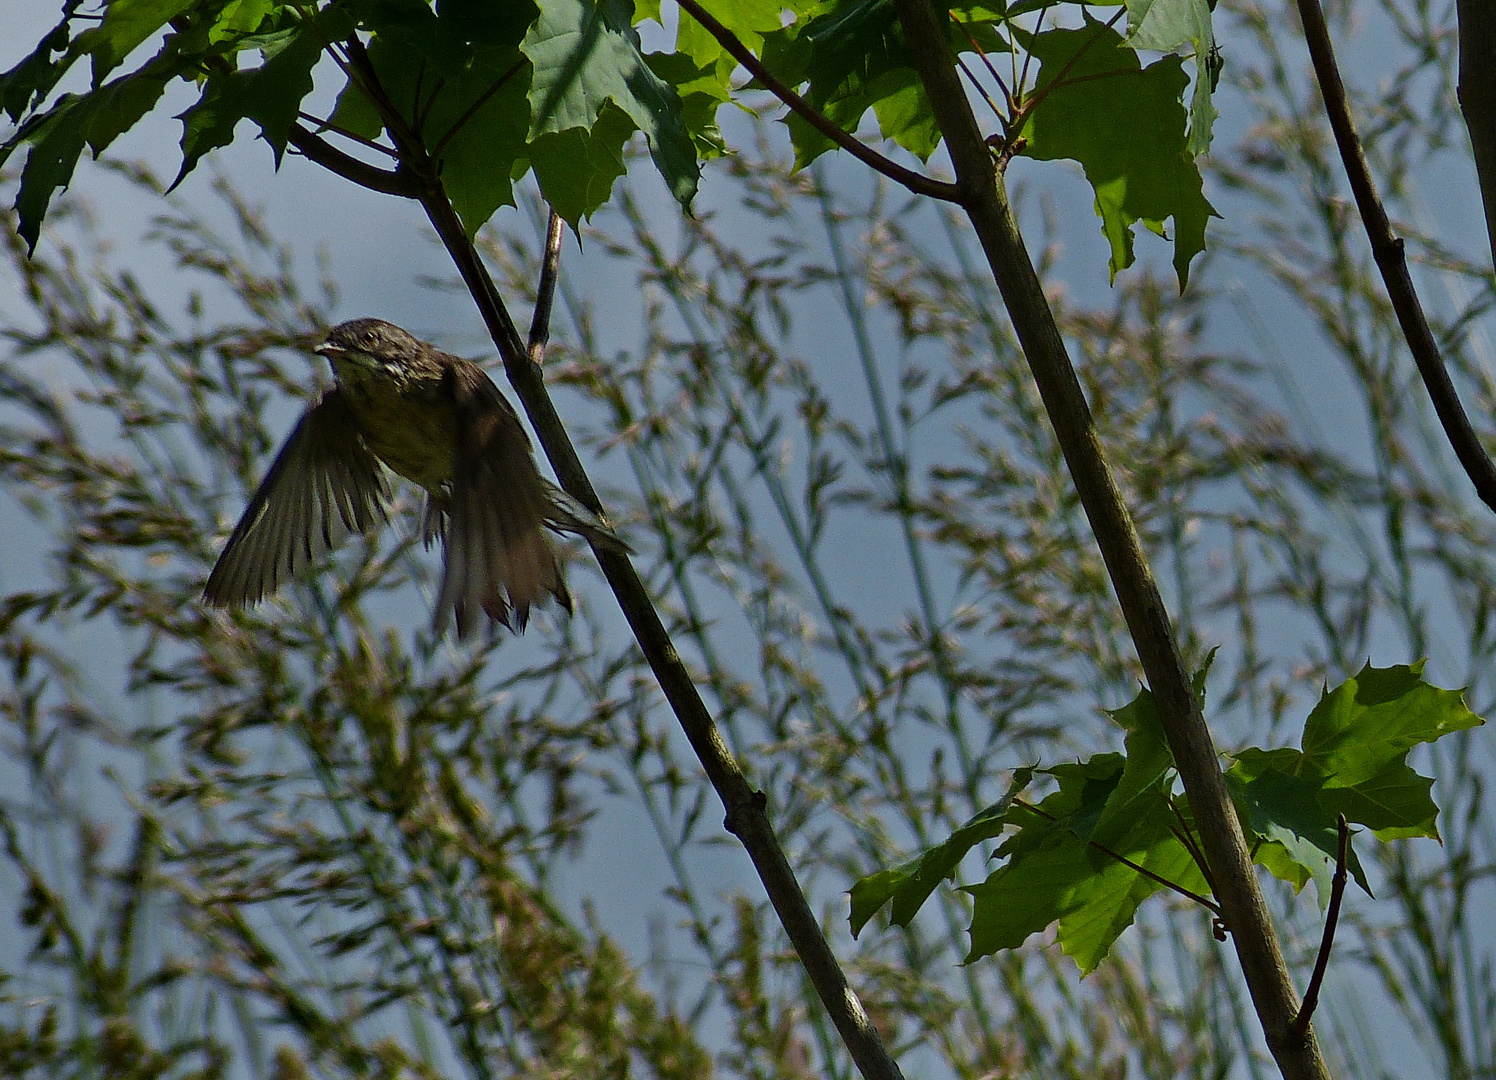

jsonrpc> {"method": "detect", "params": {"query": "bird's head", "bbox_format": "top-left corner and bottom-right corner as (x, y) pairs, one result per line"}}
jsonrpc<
(314, 318), (429, 385)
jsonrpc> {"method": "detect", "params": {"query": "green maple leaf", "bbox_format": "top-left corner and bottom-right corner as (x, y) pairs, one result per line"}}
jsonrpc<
(329, 24), (532, 235)
(1126, 0), (1218, 153)
(673, 0), (782, 70)
(962, 752), (1203, 974)
(76, 0), (198, 82)
(849, 769), (1031, 937)
(3, 39), (186, 253)
(1, 1), (84, 123)
(1019, 16), (1218, 288)
(522, 0), (697, 209)
(760, 0), (1007, 168)
(528, 100), (634, 228)
(1226, 662), (1483, 904)
(645, 51), (731, 160)
(174, 12), (338, 188)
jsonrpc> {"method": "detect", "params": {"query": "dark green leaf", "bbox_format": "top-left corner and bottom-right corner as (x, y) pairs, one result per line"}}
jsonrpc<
(528, 98), (633, 229)
(78, 0), (197, 83)
(645, 51), (730, 159)
(173, 15), (327, 188)
(329, 30), (532, 235)
(1019, 16), (1218, 288)
(8, 49), (178, 253)
(762, 0), (1006, 167)
(208, 0), (276, 43)
(522, 0), (697, 209)
(1, 0), (83, 123)
(1226, 755), (1371, 902)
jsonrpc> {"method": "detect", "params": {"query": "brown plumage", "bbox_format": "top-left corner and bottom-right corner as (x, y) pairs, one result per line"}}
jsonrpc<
(203, 318), (624, 636)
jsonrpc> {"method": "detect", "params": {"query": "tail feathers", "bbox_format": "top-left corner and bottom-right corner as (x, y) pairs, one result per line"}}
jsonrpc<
(540, 481), (633, 554)
(430, 483), (628, 639)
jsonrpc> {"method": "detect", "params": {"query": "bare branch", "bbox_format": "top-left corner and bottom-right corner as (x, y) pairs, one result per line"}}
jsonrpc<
(1292, 816), (1350, 1040)
(286, 124), (419, 197)
(1299, 0), (1496, 516)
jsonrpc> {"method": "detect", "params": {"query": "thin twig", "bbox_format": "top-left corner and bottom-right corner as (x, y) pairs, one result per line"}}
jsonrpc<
(672, 0), (964, 204)
(297, 111), (399, 157)
(1169, 793), (1218, 897)
(955, 53), (1006, 124)
(527, 209), (565, 363)
(954, 18), (1012, 108)
(1291, 816), (1350, 1040)
(997, 8), (1127, 161)
(1013, 798), (1222, 915)
(1298, 0), (1496, 515)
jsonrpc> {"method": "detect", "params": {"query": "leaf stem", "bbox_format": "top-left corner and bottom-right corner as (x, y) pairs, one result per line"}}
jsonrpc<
(954, 18), (1013, 110)
(1013, 797), (1223, 915)
(1168, 793), (1219, 897)
(672, 0), (964, 204)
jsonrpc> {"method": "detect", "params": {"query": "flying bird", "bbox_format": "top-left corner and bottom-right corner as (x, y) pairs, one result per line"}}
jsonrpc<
(204, 318), (623, 635)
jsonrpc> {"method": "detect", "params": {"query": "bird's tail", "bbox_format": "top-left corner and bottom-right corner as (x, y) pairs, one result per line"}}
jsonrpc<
(540, 481), (633, 555)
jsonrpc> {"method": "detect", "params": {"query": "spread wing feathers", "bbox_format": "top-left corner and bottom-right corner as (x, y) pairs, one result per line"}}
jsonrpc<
(434, 363), (570, 637)
(204, 389), (391, 609)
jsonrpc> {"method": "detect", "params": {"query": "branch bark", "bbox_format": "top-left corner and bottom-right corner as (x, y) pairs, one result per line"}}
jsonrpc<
(333, 38), (907, 1080)
(884, 2), (1331, 1077)
(1458, 0), (1496, 274)
(1299, 0), (1496, 516)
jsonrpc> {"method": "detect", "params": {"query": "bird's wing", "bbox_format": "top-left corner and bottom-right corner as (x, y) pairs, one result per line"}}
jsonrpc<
(204, 389), (390, 609)
(435, 361), (566, 637)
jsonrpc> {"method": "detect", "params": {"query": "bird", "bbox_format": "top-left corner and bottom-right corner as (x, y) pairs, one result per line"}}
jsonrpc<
(203, 317), (624, 636)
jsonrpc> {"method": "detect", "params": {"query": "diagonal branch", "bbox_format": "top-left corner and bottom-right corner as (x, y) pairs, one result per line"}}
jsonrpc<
(328, 33), (908, 1080)
(886, 1), (1330, 1077)
(1298, 0), (1496, 516)
(1292, 816), (1350, 1039)
(286, 124), (420, 197)
(672, 0), (964, 204)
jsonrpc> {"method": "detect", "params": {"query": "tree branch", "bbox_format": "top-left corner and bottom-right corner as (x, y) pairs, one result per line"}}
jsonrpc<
(1298, 0), (1496, 517)
(331, 33), (908, 1080)
(886, 1), (1331, 1077)
(1292, 816), (1349, 1039)
(527, 209), (565, 363)
(286, 124), (420, 197)
(672, 0), (964, 204)
(1458, 0), (1496, 274)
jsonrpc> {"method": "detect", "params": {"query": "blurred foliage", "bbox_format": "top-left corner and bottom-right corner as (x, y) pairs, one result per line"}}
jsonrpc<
(0, 0), (1493, 1077)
